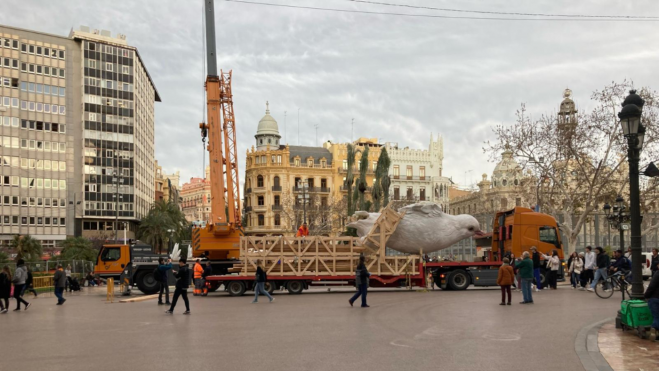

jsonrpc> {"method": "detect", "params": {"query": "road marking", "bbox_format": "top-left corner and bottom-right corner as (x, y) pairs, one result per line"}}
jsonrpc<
(482, 333), (521, 341)
(390, 340), (412, 348)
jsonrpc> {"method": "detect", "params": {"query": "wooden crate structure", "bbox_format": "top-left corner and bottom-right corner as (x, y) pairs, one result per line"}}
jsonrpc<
(236, 206), (420, 277)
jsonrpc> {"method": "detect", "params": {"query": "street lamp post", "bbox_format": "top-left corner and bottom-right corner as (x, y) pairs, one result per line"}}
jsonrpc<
(603, 195), (630, 253)
(618, 90), (645, 300)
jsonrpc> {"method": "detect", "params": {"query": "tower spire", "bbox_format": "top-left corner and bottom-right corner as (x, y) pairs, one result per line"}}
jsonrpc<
(265, 101), (270, 114)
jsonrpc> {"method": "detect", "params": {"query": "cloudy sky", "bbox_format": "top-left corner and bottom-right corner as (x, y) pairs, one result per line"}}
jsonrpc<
(3, 0), (659, 188)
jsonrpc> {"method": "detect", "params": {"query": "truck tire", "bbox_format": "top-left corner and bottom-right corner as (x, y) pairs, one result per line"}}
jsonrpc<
(227, 281), (246, 297)
(287, 281), (304, 295)
(447, 270), (470, 290)
(539, 269), (548, 288)
(135, 270), (160, 295)
(265, 282), (276, 294)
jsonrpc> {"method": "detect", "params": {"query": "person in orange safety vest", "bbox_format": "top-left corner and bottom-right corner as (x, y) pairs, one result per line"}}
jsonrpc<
(296, 222), (309, 237)
(193, 259), (204, 296)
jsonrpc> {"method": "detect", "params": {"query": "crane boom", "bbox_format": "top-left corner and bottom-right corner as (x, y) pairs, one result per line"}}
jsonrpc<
(219, 71), (242, 227)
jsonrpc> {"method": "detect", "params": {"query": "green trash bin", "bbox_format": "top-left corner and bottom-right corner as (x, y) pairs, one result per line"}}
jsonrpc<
(621, 300), (653, 328)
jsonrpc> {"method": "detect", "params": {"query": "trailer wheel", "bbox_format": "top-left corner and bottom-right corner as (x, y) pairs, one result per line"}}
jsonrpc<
(447, 270), (470, 291)
(287, 281), (304, 295)
(265, 282), (276, 295)
(134, 270), (160, 295)
(227, 281), (246, 297)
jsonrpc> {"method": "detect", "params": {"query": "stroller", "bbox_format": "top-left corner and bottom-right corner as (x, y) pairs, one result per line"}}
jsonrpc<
(69, 277), (81, 292)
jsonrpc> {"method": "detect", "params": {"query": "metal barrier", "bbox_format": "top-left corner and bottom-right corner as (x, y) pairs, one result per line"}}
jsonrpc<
(32, 276), (54, 289)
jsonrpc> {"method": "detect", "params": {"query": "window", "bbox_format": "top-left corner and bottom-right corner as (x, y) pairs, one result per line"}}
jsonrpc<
(257, 175), (264, 187)
(100, 247), (121, 261)
(393, 187), (400, 200)
(342, 160), (348, 170)
(274, 195), (280, 206)
(308, 159), (314, 167)
(274, 214), (281, 226)
(516, 197), (522, 207)
(420, 188), (426, 201)
(294, 158), (300, 167)
(539, 227), (559, 246)
(501, 198), (508, 209)
(406, 166), (413, 179)
(89, 60), (96, 69)
(393, 165), (400, 179)
(258, 196), (264, 206)
(273, 176), (280, 187)
(122, 66), (129, 74)
(106, 63), (113, 71)
(258, 214), (265, 226)
(420, 166), (426, 180)
(407, 187), (414, 200)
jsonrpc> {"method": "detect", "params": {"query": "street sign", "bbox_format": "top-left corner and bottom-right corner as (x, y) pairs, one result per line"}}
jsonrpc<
(620, 223), (630, 231)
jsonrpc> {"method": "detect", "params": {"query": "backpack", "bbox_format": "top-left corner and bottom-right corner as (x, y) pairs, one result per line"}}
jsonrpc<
(153, 267), (162, 282)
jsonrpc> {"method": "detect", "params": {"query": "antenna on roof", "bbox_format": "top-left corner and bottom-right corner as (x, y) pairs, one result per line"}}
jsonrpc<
(314, 124), (319, 146)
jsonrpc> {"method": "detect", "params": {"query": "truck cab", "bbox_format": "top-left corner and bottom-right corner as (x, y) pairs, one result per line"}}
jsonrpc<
(492, 207), (565, 283)
(95, 244), (131, 278)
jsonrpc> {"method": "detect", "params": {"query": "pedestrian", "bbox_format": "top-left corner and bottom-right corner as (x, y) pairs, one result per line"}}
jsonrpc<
(53, 264), (67, 305)
(296, 222), (309, 237)
(252, 261), (274, 303)
(157, 258), (172, 305)
(567, 252), (576, 287)
(21, 266), (38, 298)
(580, 246), (596, 290)
(85, 272), (97, 287)
(625, 247), (632, 262)
(651, 248), (659, 277)
(541, 250), (560, 290)
(568, 252), (584, 289)
(644, 264), (659, 341)
(349, 256), (370, 308)
(12, 259), (31, 311)
(530, 246), (543, 291)
(0, 266), (11, 313)
(497, 257), (515, 306)
(166, 258), (190, 315)
(515, 252), (534, 304)
(588, 247), (610, 292)
(201, 261), (212, 296)
(65, 264), (72, 292)
(509, 253), (519, 291)
(193, 259), (203, 296)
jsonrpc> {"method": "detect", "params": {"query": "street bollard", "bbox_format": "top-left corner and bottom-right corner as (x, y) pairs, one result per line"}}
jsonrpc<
(106, 278), (114, 303)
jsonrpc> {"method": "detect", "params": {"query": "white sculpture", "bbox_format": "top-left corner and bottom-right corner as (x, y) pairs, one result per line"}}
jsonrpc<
(170, 243), (181, 261)
(347, 203), (484, 254)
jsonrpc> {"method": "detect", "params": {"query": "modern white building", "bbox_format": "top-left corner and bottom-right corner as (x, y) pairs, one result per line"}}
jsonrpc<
(385, 133), (451, 211)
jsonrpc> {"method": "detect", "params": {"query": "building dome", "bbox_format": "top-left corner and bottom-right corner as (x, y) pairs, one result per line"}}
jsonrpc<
(256, 101), (280, 137)
(560, 88), (575, 112)
(491, 147), (521, 188)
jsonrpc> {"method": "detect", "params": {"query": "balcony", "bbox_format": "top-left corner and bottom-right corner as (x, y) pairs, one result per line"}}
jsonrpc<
(271, 185), (282, 192)
(338, 167), (374, 175)
(244, 206), (252, 212)
(245, 188), (252, 194)
(272, 205), (282, 211)
(340, 186), (372, 192)
(254, 187), (266, 193)
(253, 204), (267, 211)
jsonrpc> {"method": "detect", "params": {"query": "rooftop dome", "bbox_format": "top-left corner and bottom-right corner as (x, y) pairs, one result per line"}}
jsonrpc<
(492, 147), (520, 176)
(560, 88), (576, 113)
(256, 101), (281, 137)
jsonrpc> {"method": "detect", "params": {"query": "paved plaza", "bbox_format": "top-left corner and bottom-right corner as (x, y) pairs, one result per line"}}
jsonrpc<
(1, 284), (637, 371)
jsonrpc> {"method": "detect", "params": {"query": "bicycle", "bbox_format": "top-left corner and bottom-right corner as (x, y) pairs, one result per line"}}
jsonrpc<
(595, 271), (631, 299)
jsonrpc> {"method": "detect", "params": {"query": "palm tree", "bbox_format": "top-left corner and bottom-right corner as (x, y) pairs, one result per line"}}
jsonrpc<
(60, 237), (98, 262)
(10, 235), (43, 262)
(138, 200), (189, 254)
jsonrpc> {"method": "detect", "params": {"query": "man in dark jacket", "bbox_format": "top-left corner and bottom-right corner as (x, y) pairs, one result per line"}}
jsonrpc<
(21, 267), (38, 297)
(644, 265), (659, 341)
(157, 258), (172, 305)
(515, 251), (534, 304)
(53, 264), (67, 305)
(166, 259), (190, 315)
(201, 261), (212, 296)
(588, 247), (610, 292)
(530, 246), (543, 290)
(651, 248), (659, 277)
(610, 250), (631, 273)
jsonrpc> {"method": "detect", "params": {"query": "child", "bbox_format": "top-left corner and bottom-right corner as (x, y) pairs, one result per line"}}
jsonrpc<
(497, 257), (515, 306)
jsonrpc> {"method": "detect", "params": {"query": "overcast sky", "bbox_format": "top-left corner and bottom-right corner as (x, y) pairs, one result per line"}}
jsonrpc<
(3, 0), (659, 189)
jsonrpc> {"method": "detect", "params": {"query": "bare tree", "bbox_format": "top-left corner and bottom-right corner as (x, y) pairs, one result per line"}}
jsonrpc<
(279, 190), (346, 236)
(485, 81), (659, 253)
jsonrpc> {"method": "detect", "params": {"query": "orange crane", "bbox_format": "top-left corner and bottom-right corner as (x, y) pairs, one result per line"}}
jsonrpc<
(192, 0), (243, 261)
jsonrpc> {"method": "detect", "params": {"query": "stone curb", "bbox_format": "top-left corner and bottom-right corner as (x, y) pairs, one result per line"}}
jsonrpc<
(575, 317), (615, 371)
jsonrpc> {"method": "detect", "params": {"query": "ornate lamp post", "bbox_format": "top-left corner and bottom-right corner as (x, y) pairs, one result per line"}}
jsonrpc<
(603, 195), (630, 252)
(618, 90), (645, 299)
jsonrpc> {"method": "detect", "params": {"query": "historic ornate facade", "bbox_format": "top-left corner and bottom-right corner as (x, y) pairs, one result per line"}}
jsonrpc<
(180, 166), (210, 225)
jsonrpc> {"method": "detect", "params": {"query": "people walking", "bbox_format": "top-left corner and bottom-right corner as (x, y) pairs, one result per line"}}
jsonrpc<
(166, 258), (190, 315)
(252, 261), (274, 303)
(497, 258), (515, 305)
(644, 264), (659, 341)
(530, 246), (543, 291)
(651, 248), (659, 277)
(193, 259), (203, 296)
(0, 266), (11, 313)
(202, 261), (212, 296)
(588, 247), (610, 292)
(568, 252), (584, 289)
(21, 267), (38, 297)
(157, 258), (172, 305)
(510, 253), (520, 291)
(53, 264), (67, 305)
(65, 264), (72, 292)
(349, 256), (370, 308)
(541, 250), (560, 290)
(12, 259), (31, 311)
(515, 252), (534, 304)
(581, 246), (596, 290)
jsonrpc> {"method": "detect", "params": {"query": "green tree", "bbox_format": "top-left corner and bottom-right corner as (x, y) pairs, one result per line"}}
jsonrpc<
(10, 235), (43, 262)
(345, 144), (357, 216)
(138, 200), (189, 254)
(358, 146), (369, 211)
(371, 147), (391, 211)
(0, 250), (9, 264)
(60, 237), (99, 262)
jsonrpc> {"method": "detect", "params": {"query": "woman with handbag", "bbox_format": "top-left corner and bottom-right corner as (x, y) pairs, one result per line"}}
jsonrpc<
(569, 253), (584, 289)
(0, 266), (11, 313)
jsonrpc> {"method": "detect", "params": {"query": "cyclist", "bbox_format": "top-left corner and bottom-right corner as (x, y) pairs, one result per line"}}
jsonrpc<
(610, 249), (631, 283)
